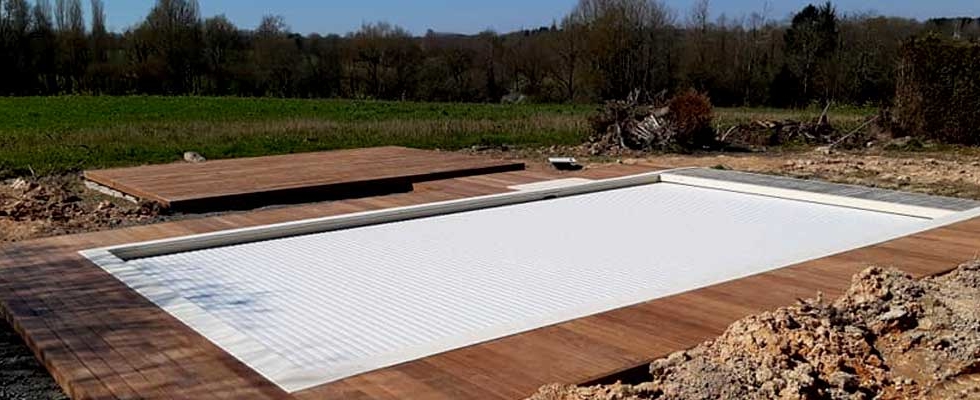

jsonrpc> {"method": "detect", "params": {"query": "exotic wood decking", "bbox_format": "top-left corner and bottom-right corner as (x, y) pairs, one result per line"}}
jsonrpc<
(83, 147), (526, 212)
(3, 164), (979, 400)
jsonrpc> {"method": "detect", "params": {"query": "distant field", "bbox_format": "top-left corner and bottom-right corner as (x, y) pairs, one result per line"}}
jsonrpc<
(0, 96), (874, 177)
(0, 97), (591, 176)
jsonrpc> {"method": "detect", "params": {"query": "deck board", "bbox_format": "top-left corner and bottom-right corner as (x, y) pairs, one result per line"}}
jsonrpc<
(84, 147), (525, 211)
(3, 164), (980, 400)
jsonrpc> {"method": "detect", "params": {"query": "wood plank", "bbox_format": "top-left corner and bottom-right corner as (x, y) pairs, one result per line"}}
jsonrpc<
(84, 147), (525, 212)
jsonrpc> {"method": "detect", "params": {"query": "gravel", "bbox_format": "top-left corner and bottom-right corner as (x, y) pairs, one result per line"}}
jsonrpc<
(0, 320), (67, 400)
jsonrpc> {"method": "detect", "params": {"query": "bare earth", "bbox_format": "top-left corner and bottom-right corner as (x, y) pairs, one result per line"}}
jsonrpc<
(3, 149), (980, 399)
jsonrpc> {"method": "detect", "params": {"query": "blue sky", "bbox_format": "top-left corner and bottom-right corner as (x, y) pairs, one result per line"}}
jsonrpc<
(96, 0), (980, 34)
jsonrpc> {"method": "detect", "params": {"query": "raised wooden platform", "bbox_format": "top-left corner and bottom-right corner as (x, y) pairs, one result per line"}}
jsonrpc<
(84, 147), (525, 212)
(3, 164), (980, 400)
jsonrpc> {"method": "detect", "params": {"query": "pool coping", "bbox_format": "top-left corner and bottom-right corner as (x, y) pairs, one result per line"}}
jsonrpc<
(85, 168), (969, 262)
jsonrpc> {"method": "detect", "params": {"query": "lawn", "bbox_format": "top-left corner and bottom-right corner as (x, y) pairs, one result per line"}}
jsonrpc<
(0, 96), (874, 177)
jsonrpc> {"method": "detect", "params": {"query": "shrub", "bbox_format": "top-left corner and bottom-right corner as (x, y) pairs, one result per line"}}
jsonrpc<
(892, 34), (980, 144)
(668, 89), (715, 148)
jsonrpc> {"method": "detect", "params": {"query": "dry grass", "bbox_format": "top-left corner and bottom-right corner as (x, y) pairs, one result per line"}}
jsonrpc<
(714, 106), (875, 132)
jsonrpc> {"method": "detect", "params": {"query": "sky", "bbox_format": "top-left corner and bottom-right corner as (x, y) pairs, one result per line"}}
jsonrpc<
(94, 0), (980, 34)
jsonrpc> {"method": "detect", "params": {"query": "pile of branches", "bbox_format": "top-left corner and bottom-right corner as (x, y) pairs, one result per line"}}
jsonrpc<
(719, 105), (878, 151)
(587, 89), (715, 155)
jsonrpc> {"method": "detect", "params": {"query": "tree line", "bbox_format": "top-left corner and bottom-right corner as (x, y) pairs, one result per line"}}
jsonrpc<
(0, 0), (978, 106)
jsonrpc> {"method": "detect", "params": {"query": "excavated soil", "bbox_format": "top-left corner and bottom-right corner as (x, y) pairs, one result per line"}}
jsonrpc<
(529, 263), (980, 400)
(0, 175), (163, 242)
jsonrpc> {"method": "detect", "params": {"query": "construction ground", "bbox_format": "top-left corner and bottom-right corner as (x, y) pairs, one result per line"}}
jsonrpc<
(2, 148), (980, 399)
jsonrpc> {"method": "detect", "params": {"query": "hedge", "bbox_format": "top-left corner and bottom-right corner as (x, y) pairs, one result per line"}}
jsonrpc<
(893, 34), (980, 144)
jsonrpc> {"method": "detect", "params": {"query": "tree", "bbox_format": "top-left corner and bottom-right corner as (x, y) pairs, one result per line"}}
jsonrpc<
(84, 0), (115, 93)
(139, 0), (203, 93)
(31, 0), (57, 93)
(252, 15), (300, 96)
(298, 33), (344, 98)
(783, 2), (839, 105)
(90, 0), (108, 63)
(477, 30), (504, 101)
(0, 0), (933, 105)
(833, 15), (919, 105)
(55, 0), (87, 93)
(505, 29), (550, 98)
(420, 31), (480, 101)
(350, 22), (418, 99)
(549, 15), (586, 101)
(2, 0), (32, 94)
(570, 0), (676, 100)
(681, 0), (713, 93)
(202, 14), (241, 95)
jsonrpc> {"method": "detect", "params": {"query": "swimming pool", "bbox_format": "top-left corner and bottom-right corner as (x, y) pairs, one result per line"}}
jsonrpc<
(82, 168), (980, 392)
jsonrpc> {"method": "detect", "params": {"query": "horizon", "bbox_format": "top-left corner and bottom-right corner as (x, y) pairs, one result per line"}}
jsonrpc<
(82, 0), (980, 35)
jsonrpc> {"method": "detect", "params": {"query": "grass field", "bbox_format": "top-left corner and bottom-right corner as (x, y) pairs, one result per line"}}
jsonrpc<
(0, 96), (875, 177)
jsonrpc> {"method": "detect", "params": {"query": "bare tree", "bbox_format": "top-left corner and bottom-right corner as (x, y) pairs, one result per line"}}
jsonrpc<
(54, 0), (87, 92)
(570, 0), (675, 99)
(549, 14), (586, 101)
(681, 0), (711, 91)
(505, 29), (549, 97)
(253, 15), (300, 96)
(350, 22), (417, 99)
(477, 30), (504, 101)
(2, 0), (32, 94)
(202, 14), (240, 94)
(32, 0), (57, 93)
(90, 0), (107, 63)
(141, 0), (203, 93)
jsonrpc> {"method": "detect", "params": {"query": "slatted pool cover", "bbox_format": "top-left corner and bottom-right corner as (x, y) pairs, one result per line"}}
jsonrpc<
(98, 182), (932, 392)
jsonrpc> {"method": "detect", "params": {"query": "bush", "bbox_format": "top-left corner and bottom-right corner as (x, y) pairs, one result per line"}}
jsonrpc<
(892, 34), (980, 144)
(668, 89), (715, 148)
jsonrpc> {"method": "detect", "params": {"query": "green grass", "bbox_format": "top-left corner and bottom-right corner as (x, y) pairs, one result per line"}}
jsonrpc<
(0, 96), (594, 177)
(0, 96), (876, 178)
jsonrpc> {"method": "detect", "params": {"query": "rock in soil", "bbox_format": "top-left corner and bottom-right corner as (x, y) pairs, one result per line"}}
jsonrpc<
(528, 262), (980, 400)
(0, 176), (163, 242)
(183, 151), (207, 163)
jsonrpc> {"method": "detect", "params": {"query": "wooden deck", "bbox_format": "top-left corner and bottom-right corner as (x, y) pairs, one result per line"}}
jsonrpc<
(3, 163), (980, 400)
(83, 147), (525, 212)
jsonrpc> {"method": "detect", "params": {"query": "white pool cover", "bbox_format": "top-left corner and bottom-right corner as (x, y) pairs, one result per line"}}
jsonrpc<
(85, 176), (961, 392)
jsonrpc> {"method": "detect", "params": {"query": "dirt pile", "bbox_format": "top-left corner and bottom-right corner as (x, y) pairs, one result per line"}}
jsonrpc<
(528, 263), (980, 400)
(0, 177), (162, 242)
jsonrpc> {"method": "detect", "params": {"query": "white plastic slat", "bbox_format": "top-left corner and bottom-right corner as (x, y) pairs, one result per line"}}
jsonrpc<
(92, 183), (930, 392)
